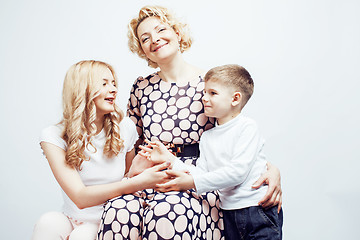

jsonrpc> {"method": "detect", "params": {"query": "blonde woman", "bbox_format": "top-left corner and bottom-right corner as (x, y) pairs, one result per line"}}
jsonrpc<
(97, 6), (282, 240)
(31, 60), (170, 240)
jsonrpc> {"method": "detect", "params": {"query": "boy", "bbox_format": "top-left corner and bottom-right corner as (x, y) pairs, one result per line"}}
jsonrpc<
(141, 64), (283, 240)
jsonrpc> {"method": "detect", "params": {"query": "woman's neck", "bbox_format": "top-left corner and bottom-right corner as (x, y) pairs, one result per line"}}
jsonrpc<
(157, 55), (204, 84)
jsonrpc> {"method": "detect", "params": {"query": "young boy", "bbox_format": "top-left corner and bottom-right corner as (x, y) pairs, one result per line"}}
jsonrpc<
(141, 64), (283, 240)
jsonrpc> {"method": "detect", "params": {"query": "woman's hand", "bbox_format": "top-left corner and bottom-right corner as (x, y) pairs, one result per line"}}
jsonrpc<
(155, 170), (194, 192)
(252, 162), (282, 213)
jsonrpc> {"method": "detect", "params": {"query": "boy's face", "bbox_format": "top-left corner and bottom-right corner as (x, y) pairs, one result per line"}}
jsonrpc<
(202, 79), (235, 125)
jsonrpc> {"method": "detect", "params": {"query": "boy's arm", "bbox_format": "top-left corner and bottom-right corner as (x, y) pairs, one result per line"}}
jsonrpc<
(192, 121), (263, 195)
(139, 140), (207, 175)
(155, 169), (196, 192)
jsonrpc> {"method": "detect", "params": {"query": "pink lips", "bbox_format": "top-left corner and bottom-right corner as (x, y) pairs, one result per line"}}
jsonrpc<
(152, 43), (167, 52)
(105, 97), (115, 104)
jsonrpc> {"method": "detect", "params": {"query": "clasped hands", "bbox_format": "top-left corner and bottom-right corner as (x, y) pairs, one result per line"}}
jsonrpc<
(127, 140), (194, 192)
(127, 140), (282, 211)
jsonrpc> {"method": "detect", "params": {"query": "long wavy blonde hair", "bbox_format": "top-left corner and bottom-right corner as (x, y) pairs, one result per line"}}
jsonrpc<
(128, 5), (192, 68)
(61, 60), (124, 170)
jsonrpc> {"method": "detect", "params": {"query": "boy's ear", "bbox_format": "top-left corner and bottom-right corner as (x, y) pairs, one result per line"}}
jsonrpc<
(232, 92), (242, 106)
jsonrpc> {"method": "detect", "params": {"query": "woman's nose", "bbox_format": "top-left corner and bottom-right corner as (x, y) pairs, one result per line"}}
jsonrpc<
(152, 34), (160, 44)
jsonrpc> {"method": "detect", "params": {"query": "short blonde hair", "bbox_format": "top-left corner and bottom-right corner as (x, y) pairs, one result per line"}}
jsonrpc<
(62, 60), (124, 170)
(128, 5), (192, 68)
(205, 64), (254, 108)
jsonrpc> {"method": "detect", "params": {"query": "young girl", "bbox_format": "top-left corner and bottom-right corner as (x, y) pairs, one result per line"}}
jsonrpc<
(31, 60), (170, 240)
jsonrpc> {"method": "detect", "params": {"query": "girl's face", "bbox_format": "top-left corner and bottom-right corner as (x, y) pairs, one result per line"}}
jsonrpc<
(137, 16), (181, 65)
(93, 68), (117, 117)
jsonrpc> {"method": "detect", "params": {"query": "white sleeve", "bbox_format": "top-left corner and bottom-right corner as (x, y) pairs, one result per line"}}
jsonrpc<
(120, 117), (139, 152)
(39, 125), (66, 151)
(172, 158), (206, 176)
(193, 121), (262, 195)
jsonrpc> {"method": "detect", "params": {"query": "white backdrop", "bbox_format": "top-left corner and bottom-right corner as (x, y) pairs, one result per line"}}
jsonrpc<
(1, 0), (359, 239)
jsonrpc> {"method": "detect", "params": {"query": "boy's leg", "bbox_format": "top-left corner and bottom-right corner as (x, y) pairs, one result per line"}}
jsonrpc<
(223, 206), (283, 240)
(248, 206), (283, 240)
(223, 209), (244, 240)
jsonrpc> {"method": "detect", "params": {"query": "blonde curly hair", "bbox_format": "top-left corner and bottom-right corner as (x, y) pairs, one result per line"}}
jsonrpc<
(128, 5), (192, 68)
(61, 60), (124, 170)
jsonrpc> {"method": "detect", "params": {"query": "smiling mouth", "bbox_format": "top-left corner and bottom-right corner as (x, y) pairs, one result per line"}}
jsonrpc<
(105, 98), (114, 104)
(152, 43), (167, 52)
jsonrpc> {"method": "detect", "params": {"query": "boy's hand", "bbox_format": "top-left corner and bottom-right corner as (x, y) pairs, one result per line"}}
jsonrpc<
(155, 170), (195, 192)
(139, 140), (176, 165)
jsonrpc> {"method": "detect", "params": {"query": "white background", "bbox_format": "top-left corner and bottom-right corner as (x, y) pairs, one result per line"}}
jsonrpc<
(1, 0), (359, 239)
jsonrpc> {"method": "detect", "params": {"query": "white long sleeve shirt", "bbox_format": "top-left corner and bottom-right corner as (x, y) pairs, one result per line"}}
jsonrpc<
(173, 114), (268, 210)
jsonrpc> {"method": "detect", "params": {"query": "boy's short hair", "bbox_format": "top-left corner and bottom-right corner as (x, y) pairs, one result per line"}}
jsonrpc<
(204, 64), (254, 108)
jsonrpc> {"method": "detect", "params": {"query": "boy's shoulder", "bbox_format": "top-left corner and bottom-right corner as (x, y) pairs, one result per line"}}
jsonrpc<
(203, 115), (259, 136)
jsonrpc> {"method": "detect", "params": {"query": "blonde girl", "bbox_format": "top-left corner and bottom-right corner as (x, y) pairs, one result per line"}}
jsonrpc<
(31, 60), (169, 240)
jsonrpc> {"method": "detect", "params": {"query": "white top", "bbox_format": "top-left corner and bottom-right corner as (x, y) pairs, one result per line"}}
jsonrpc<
(173, 114), (268, 210)
(39, 117), (138, 223)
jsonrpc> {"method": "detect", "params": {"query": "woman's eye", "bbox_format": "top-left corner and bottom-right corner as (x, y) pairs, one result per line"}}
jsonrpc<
(103, 82), (107, 86)
(158, 28), (166, 32)
(142, 37), (149, 43)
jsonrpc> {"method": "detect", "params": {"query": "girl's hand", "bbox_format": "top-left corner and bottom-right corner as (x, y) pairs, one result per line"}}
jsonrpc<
(139, 140), (176, 165)
(252, 162), (282, 213)
(155, 170), (195, 192)
(135, 161), (171, 189)
(127, 153), (154, 178)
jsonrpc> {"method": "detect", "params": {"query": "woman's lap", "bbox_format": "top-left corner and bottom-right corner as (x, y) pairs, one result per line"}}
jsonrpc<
(97, 189), (224, 240)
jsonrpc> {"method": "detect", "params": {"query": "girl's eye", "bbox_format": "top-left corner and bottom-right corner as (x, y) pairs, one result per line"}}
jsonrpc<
(141, 37), (149, 43)
(158, 28), (166, 32)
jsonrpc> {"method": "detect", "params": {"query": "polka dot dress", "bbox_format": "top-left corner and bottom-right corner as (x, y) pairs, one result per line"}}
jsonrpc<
(97, 73), (224, 240)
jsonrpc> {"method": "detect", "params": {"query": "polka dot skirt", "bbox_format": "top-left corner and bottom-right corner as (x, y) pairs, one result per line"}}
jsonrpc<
(97, 159), (224, 240)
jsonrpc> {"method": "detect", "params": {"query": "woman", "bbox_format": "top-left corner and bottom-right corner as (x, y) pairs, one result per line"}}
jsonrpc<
(97, 6), (282, 240)
(31, 60), (169, 240)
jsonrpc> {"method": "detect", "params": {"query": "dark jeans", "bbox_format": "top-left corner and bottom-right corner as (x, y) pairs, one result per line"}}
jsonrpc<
(223, 205), (283, 240)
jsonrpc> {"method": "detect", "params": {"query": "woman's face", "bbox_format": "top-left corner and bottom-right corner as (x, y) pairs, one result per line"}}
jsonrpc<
(93, 68), (117, 117)
(137, 16), (181, 65)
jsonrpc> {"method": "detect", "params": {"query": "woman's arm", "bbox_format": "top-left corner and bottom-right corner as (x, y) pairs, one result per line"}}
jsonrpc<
(41, 142), (169, 209)
(252, 161), (282, 212)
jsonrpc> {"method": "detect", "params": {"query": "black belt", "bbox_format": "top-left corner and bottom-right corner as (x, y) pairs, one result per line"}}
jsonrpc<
(169, 143), (200, 158)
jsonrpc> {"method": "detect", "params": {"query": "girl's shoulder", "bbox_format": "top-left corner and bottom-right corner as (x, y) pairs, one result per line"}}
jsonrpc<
(119, 117), (135, 129)
(39, 123), (66, 150)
